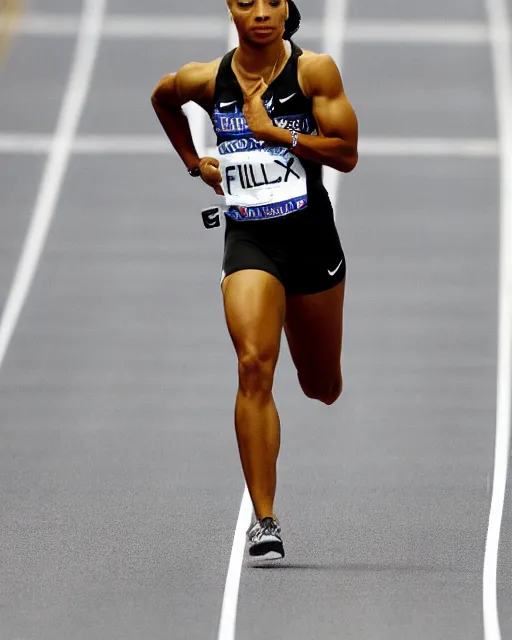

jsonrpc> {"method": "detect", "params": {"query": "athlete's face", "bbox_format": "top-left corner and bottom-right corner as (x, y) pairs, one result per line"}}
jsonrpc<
(228, 0), (289, 43)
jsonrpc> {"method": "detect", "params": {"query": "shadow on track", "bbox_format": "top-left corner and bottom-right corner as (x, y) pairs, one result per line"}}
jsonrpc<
(248, 562), (478, 573)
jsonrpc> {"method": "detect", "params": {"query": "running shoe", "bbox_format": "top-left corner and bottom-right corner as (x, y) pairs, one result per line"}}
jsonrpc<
(247, 517), (285, 560)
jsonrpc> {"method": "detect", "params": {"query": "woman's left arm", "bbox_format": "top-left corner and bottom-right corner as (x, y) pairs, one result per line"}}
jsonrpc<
(245, 54), (359, 173)
(276, 54), (358, 172)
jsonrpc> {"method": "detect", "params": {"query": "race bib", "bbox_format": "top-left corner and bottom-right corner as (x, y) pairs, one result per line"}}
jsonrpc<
(219, 148), (308, 220)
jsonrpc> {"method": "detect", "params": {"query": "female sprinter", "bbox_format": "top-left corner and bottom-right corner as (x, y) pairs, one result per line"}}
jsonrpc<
(151, 0), (358, 560)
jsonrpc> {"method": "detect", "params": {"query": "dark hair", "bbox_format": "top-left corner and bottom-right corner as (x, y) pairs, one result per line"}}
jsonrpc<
(284, 0), (301, 40)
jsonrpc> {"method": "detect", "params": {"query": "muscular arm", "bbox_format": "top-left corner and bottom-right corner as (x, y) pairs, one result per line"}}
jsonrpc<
(263, 55), (359, 173)
(151, 60), (225, 193)
(150, 62), (211, 171)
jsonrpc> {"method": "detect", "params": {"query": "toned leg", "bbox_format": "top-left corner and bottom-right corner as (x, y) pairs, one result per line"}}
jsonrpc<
(222, 269), (286, 521)
(285, 279), (345, 405)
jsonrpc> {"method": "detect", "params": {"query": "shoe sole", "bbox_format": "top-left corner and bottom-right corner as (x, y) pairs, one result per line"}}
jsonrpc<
(249, 540), (285, 560)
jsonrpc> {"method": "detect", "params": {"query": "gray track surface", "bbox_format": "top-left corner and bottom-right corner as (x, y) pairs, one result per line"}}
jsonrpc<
(0, 1), (510, 639)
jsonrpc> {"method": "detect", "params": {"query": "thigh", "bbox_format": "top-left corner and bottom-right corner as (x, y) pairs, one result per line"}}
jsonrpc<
(222, 269), (286, 364)
(284, 279), (345, 380)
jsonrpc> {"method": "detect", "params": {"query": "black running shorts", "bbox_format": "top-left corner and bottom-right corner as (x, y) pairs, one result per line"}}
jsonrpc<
(221, 206), (346, 296)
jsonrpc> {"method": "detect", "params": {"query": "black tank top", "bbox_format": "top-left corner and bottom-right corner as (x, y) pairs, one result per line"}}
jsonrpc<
(211, 40), (332, 222)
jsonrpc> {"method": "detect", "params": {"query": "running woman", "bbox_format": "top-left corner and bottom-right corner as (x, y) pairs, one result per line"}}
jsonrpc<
(151, 0), (358, 560)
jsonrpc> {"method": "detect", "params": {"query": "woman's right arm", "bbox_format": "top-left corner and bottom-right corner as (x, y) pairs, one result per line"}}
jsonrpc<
(151, 62), (224, 194)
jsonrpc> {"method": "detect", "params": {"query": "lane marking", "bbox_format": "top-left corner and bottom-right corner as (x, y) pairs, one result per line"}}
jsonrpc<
(0, 133), (52, 152)
(347, 20), (488, 43)
(228, 15), (238, 50)
(0, 134), (500, 157)
(355, 137), (499, 157)
(11, 13), (489, 44)
(183, 101), (206, 158)
(482, 0), (512, 638)
(9, 13), (81, 34)
(217, 487), (252, 640)
(0, 0), (106, 368)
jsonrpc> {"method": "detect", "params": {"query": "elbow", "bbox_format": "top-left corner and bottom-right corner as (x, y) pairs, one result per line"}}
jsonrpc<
(150, 86), (160, 108)
(150, 73), (176, 108)
(150, 82), (164, 107)
(150, 85), (179, 114)
(348, 150), (359, 172)
(341, 149), (358, 173)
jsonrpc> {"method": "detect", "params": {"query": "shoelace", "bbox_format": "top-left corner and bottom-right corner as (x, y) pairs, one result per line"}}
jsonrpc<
(249, 519), (280, 542)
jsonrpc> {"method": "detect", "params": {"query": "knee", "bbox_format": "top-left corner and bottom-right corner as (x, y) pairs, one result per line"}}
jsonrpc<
(238, 348), (276, 397)
(299, 373), (343, 406)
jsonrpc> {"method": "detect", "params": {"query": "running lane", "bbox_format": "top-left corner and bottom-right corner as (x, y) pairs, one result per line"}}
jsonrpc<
(234, 1), (499, 638)
(0, 2), (245, 639)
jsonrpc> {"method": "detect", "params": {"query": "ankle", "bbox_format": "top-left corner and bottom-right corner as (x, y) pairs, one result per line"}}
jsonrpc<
(255, 510), (276, 521)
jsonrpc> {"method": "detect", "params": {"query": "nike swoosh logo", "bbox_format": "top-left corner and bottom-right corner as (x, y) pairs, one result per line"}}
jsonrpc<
(220, 100), (237, 108)
(279, 93), (296, 104)
(327, 258), (344, 276)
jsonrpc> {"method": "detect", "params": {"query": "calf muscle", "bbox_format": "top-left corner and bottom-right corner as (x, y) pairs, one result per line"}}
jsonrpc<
(222, 270), (285, 520)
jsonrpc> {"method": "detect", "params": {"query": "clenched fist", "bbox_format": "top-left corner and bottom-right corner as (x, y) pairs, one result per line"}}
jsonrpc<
(199, 157), (224, 195)
(242, 78), (274, 141)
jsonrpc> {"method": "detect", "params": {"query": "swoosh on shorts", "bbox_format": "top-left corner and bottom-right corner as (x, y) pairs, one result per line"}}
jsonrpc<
(327, 258), (344, 276)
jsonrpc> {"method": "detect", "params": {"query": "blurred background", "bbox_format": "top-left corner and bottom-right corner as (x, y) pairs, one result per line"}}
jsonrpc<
(0, 1), (510, 639)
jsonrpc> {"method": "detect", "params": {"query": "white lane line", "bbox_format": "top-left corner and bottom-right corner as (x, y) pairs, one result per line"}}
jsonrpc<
(0, 134), (501, 157)
(13, 13), (489, 44)
(217, 487), (253, 640)
(483, 0), (512, 638)
(347, 20), (488, 43)
(356, 137), (499, 157)
(322, 0), (349, 220)
(6, 13), (81, 34)
(0, 134), (500, 157)
(183, 102), (207, 158)
(0, 0), (106, 367)
(0, 133), (54, 153)
(176, 54), (208, 157)
(105, 15), (226, 39)
(228, 15), (238, 51)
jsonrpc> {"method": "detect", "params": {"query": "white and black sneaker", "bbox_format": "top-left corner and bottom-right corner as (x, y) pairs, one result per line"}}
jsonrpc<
(247, 517), (285, 560)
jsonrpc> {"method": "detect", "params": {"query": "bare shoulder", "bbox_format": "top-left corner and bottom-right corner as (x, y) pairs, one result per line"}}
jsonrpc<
(152, 57), (222, 107)
(175, 57), (223, 101)
(297, 49), (343, 98)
